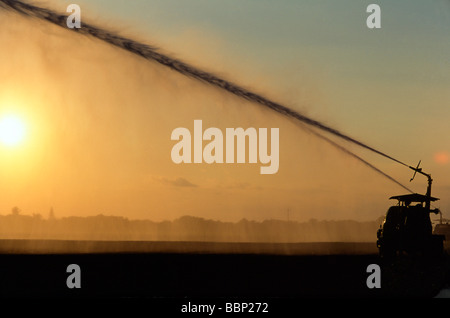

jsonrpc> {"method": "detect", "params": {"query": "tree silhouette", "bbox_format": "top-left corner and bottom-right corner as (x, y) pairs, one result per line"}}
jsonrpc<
(48, 207), (55, 220)
(11, 206), (21, 216)
(32, 213), (42, 220)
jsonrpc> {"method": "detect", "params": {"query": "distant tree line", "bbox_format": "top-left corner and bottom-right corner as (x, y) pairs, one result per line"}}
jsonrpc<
(0, 209), (382, 242)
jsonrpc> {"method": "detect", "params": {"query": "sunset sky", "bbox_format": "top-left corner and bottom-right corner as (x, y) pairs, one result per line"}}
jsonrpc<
(0, 0), (448, 222)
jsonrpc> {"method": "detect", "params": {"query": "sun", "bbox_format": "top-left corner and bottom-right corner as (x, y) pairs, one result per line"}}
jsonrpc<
(0, 115), (27, 147)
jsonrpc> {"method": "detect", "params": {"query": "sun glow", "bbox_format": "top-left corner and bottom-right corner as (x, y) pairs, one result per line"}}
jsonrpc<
(0, 115), (27, 147)
(434, 151), (449, 165)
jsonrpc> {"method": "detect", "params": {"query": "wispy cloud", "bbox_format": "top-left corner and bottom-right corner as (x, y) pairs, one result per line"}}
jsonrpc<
(155, 177), (198, 188)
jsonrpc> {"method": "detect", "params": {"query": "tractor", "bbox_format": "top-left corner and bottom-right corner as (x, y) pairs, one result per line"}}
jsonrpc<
(377, 161), (445, 257)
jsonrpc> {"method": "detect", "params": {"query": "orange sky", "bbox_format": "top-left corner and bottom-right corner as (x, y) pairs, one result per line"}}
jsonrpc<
(0, 2), (448, 222)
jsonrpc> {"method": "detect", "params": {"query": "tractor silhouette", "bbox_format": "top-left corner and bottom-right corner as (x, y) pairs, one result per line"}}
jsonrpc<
(377, 161), (445, 257)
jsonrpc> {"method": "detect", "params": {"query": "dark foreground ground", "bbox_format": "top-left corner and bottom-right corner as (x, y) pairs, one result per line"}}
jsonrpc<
(0, 240), (449, 308)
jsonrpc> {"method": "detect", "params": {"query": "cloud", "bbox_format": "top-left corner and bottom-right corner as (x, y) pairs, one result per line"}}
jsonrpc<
(156, 177), (198, 188)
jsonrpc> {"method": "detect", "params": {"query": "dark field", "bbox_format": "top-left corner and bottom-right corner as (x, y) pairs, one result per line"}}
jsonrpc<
(0, 240), (449, 304)
(0, 239), (379, 255)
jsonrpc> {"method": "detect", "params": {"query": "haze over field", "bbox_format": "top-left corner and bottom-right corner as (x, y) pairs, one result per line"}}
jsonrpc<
(0, 0), (448, 226)
(0, 212), (381, 243)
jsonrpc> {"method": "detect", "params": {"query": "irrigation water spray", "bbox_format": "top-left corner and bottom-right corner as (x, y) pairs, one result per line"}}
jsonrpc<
(0, 0), (413, 191)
